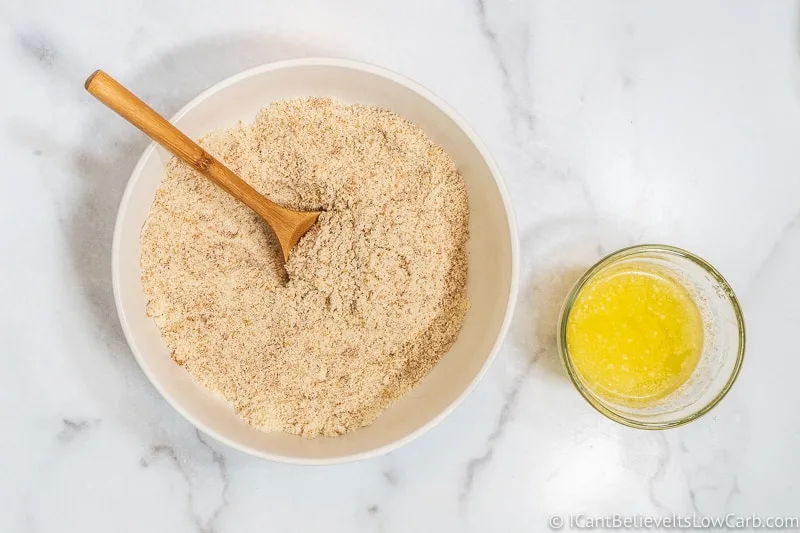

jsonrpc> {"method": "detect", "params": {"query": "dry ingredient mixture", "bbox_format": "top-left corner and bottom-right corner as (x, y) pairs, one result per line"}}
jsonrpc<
(140, 97), (469, 438)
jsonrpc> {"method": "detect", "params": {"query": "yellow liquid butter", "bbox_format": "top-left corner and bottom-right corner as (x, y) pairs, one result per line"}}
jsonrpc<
(566, 262), (704, 406)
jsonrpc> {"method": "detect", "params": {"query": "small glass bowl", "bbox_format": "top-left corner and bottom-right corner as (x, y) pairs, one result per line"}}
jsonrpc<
(557, 245), (746, 429)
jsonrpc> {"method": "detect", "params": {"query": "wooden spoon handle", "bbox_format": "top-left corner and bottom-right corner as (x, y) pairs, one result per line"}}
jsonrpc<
(84, 70), (288, 224)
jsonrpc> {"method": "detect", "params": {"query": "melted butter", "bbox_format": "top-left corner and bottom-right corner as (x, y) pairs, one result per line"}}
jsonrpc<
(566, 262), (704, 406)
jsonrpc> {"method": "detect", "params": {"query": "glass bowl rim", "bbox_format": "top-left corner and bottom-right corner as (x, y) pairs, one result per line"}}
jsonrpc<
(557, 244), (746, 429)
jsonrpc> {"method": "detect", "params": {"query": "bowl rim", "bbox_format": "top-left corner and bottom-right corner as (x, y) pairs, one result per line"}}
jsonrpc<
(556, 244), (746, 429)
(111, 57), (520, 464)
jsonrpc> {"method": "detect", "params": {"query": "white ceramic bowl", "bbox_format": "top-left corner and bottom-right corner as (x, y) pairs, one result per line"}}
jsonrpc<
(113, 58), (518, 464)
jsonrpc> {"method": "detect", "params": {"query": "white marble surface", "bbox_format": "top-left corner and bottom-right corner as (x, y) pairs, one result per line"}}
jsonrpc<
(2, 0), (800, 531)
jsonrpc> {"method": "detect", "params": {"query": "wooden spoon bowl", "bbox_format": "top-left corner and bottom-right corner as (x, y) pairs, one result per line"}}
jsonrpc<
(85, 69), (321, 261)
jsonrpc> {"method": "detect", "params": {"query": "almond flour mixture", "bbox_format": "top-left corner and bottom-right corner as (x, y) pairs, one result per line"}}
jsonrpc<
(140, 98), (469, 438)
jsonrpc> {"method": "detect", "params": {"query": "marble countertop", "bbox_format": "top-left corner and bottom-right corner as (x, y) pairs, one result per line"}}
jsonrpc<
(3, 1), (800, 531)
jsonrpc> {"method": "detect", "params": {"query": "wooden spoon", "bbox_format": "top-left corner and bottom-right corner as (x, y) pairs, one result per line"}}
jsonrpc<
(85, 69), (321, 261)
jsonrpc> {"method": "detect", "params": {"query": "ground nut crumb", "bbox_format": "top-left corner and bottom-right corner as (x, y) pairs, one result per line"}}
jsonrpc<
(140, 97), (469, 438)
